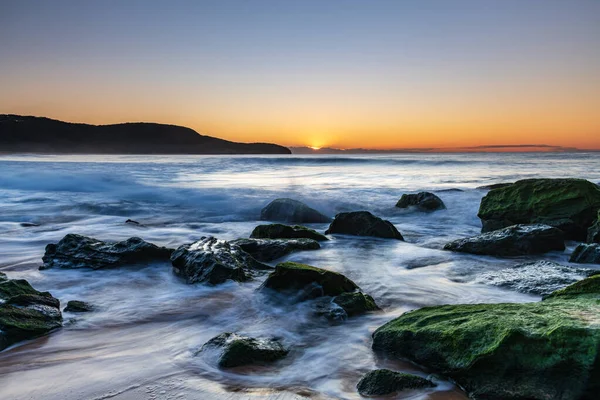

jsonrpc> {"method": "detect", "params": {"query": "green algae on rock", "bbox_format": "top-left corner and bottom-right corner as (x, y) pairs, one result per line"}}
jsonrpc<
(478, 178), (600, 240)
(64, 300), (95, 313)
(0, 274), (62, 351)
(199, 332), (288, 368)
(250, 223), (328, 241)
(332, 292), (380, 317)
(371, 275), (600, 400)
(356, 369), (435, 396)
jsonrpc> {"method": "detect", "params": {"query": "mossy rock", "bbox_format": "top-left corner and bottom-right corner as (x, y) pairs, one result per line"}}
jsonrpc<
(0, 276), (62, 351)
(325, 211), (404, 240)
(64, 300), (95, 313)
(588, 212), (600, 243)
(333, 292), (380, 317)
(261, 261), (359, 298)
(356, 369), (435, 396)
(372, 276), (600, 399)
(199, 332), (288, 368)
(250, 224), (328, 241)
(478, 178), (600, 240)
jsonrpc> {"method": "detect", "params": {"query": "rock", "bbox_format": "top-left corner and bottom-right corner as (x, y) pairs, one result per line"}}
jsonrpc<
(125, 219), (141, 225)
(41, 234), (172, 270)
(443, 224), (565, 256)
(478, 178), (600, 240)
(569, 243), (600, 264)
(473, 260), (597, 296)
(170, 237), (270, 285)
(250, 224), (328, 241)
(199, 332), (288, 368)
(356, 369), (435, 396)
(325, 211), (404, 240)
(231, 238), (320, 262)
(260, 198), (330, 223)
(395, 192), (446, 211)
(332, 292), (380, 317)
(261, 261), (359, 298)
(372, 275), (600, 399)
(588, 211), (600, 243)
(0, 274), (62, 351)
(476, 183), (513, 190)
(64, 300), (94, 313)
(19, 222), (40, 227)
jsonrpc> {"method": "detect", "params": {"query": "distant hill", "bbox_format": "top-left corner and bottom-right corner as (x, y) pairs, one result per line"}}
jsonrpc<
(0, 115), (291, 154)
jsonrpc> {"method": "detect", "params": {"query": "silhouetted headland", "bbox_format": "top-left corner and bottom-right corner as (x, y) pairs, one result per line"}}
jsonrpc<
(0, 115), (291, 154)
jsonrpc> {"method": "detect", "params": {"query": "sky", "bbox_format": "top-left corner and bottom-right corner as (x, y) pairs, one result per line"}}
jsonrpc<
(1, 0), (599, 150)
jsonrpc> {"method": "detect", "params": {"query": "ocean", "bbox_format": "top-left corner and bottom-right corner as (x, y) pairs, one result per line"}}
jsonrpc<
(0, 152), (599, 400)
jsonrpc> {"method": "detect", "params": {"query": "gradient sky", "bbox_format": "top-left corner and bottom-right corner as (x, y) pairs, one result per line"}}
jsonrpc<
(1, 0), (599, 150)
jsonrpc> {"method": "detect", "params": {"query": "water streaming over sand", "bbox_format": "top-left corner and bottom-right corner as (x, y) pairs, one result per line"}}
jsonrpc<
(1, 153), (599, 399)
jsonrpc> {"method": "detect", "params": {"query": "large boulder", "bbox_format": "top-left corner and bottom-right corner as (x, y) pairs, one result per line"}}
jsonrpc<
(478, 178), (600, 240)
(569, 243), (600, 264)
(41, 234), (172, 270)
(356, 369), (435, 396)
(325, 211), (404, 240)
(443, 224), (565, 256)
(588, 211), (600, 243)
(473, 260), (597, 296)
(171, 237), (271, 285)
(260, 198), (330, 223)
(395, 192), (446, 211)
(231, 238), (320, 262)
(0, 273), (62, 351)
(372, 275), (600, 400)
(198, 332), (288, 368)
(250, 224), (328, 241)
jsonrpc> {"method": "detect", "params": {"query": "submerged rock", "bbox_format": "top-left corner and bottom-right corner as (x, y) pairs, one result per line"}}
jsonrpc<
(476, 182), (513, 190)
(444, 224), (565, 256)
(199, 332), (288, 368)
(473, 260), (597, 296)
(231, 238), (320, 262)
(250, 223), (328, 241)
(356, 369), (435, 396)
(260, 198), (330, 223)
(325, 211), (404, 240)
(0, 274), (62, 351)
(41, 234), (172, 270)
(588, 211), (600, 243)
(261, 262), (359, 298)
(478, 178), (600, 240)
(171, 237), (270, 285)
(372, 275), (600, 400)
(63, 300), (94, 313)
(332, 292), (380, 317)
(395, 192), (446, 211)
(569, 243), (600, 264)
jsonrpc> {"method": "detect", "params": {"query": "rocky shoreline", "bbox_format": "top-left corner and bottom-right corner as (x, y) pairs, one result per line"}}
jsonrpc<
(2, 178), (600, 399)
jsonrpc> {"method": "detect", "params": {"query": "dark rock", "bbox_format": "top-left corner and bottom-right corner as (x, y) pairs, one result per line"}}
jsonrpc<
(0, 275), (62, 351)
(332, 292), (380, 317)
(478, 178), (600, 240)
(444, 224), (565, 256)
(41, 234), (172, 270)
(64, 300), (94, 313)
(476, 183), (513, 190)
(250, 223), (328, 241)
(356, 369), (435, 396)
(372, 275), (600, 399)
(438, 188), (464, 192)
(261, 261), (359, 298)
(325, 211), (404, 240)
(395, 192), (446, 211)
(231, 238), (320, 262)
(260, 198), (330, 223)
(125, 219), (141, 225)
(19, 222), (40, 227)
(170, 237), (270, 285)
(199, 332), (288, 368)
(473, 260), (597, 296)
(569, 243), (600, 264)
(588, 211), (600, 243)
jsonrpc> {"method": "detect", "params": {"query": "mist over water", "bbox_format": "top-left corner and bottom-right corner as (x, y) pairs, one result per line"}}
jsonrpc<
(1, 153), (599, 400)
